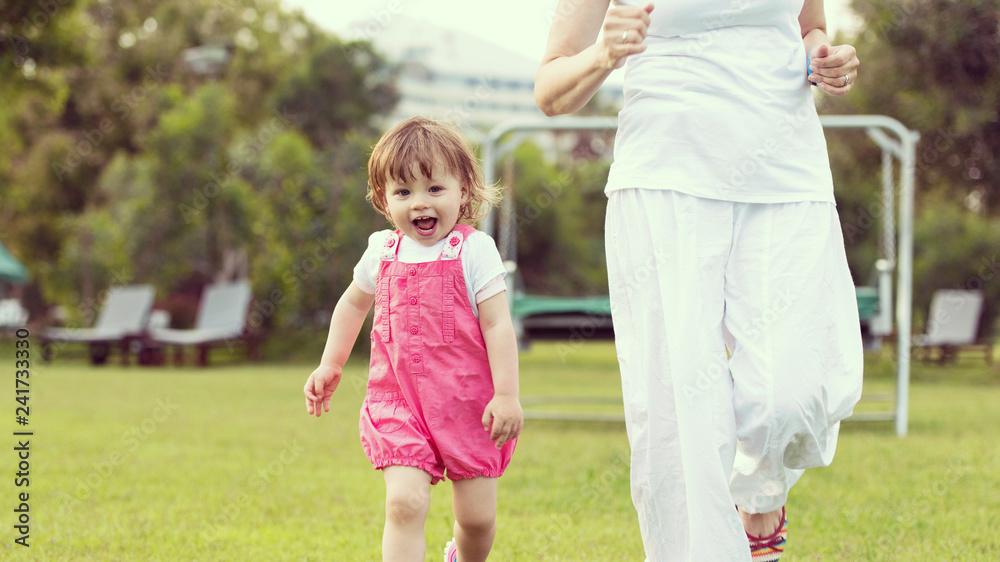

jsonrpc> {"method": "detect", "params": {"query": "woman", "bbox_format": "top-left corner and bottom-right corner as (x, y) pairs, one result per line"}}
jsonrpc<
(535, 1), (863, 560)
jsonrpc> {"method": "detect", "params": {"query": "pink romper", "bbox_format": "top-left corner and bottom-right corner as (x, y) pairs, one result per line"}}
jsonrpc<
(359, 224), (516, 484)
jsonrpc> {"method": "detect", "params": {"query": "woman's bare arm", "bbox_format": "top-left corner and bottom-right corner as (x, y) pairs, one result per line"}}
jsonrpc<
(534, 1), (654, 116)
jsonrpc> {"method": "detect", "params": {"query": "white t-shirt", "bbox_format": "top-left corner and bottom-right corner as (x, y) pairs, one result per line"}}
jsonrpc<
(606, 0), (835, 203)
(353, 230), (507, 319)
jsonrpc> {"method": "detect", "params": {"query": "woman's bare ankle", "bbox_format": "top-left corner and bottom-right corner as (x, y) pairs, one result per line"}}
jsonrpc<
(738, 506), (784, 538)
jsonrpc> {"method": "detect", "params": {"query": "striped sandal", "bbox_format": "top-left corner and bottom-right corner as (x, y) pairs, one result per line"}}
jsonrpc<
(747, 506), (787, 561)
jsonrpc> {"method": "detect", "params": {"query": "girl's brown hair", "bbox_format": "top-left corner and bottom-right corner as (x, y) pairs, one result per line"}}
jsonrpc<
(367, 116), (500, 224)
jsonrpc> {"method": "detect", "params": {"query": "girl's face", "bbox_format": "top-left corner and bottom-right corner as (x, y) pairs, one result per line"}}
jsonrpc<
(385, 161), (469, 246)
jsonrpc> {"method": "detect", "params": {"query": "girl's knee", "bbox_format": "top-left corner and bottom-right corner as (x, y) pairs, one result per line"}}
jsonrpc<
(452, 475), (498, 535)
(455, 510), (496, 535)
(385, 488), (430, 527)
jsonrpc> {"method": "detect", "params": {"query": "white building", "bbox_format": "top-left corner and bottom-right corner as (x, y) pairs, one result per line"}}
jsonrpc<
(350, 15), (623, 132)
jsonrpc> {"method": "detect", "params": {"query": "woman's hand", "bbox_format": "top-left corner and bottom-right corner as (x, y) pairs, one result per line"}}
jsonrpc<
(536, 1), (654, 115)
(597, 2), (655, 70)
(808, 44), (859, 96)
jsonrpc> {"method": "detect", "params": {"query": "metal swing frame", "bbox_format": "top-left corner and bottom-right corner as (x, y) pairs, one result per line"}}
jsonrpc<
(481, 115), (919, 437)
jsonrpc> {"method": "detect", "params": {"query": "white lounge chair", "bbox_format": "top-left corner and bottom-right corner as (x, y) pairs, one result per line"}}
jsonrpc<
(0, 298), (29, 332)
(148, 280), (255, 366)
(913, 289), (991, 364)
(42, 285), (155, 365)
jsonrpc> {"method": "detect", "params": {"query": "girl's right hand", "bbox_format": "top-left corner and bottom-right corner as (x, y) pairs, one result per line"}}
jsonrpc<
(598, 2), (654, 70)
(304, 364), (342, 417)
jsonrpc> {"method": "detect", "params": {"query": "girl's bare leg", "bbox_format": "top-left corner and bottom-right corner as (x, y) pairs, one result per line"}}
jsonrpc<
(382, 466), (432, 562)
(451, 476), (498, 562)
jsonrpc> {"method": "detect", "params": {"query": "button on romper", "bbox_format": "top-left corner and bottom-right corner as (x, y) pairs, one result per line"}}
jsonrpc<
(360, 225), (515, 484)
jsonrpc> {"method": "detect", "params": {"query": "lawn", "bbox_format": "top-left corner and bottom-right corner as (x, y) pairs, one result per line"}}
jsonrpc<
(0, 340), (998, 560)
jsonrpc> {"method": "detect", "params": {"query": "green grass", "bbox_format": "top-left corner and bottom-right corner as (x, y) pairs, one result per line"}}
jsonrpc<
(0, 340), (998, 560)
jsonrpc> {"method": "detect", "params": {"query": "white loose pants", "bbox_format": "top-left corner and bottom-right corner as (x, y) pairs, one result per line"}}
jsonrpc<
(605, 189), (863, 561)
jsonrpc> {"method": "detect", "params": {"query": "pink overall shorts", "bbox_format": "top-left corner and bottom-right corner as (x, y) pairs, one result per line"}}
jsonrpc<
(360, 224), (515, 484)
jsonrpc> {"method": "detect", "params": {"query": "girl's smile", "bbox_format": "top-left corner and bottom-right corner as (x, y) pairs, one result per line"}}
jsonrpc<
(413, 216), (438, 236)
(386, 161), (469, 246)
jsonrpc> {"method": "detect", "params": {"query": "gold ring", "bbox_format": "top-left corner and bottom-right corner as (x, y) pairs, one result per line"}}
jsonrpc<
(622, 30), (629, 43)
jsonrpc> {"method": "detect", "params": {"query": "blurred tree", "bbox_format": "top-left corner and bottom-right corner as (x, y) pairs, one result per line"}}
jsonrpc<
(53, 82), (246, 314)
(509, 141), (609, 297)
(823, 0), (1000, 335)
(245, 127), (385, 332)
(1, 0), (399, 332)
(0, 0), (91, 291)
(825, 0), (998, 216)
(911, 192), (1000, 337)
(274, 37), (398, 148)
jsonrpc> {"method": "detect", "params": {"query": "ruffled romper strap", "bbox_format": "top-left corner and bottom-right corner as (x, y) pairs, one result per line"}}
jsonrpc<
(376, 230), (403, 343)
(436, 227), (470, 343)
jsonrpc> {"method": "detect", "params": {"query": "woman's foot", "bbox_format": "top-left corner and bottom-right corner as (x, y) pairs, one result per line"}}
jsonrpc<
(739, 506), (787, 561)
(738, 506), (783, 537)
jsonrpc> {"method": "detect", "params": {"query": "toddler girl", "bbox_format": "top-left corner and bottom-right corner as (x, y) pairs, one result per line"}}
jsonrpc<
(304, 116), (522, 562)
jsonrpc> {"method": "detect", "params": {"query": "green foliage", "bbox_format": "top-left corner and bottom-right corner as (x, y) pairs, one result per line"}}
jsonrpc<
(245, 127), (385, 331)
(275, 38), (399, 147)
(509, 142), (610, 296)
(0, 0), (399, 332)
(824, 0), (1000, 332)
(911, 192), (1000, 336)
(833, 0), (999, 210)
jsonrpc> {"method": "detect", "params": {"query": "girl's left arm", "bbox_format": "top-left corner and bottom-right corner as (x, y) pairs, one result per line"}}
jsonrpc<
(800, 0), (859, 96)
(478, 291), (524, 449)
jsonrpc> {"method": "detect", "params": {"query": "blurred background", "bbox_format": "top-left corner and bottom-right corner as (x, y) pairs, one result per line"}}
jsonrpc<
(1, 0), (998, 360)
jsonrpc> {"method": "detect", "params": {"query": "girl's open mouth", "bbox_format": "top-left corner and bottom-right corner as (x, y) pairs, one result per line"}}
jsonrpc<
(413, 217), (437, 235)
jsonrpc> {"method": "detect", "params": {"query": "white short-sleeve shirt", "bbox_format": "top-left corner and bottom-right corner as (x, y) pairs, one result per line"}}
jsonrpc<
(353, 230), (507, 319)
(607, 0), (835, 203)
